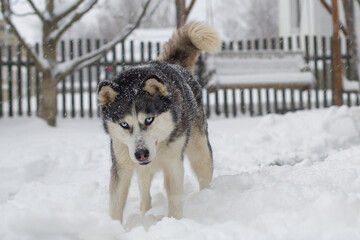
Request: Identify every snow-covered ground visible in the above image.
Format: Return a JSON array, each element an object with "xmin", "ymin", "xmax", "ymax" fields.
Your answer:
[{"xmin": 1, "ymin": 106, "xmax": 360, "ymax": 239}]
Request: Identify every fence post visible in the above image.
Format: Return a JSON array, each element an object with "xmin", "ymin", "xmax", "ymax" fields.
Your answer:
[
  {"xmin": 247, "ymin": 40, "xmax": 251, "ymax": 50},
  {"xmin": 271, "ymin": 38, "xmax": 276, "ymax": 50},
  {"xmin": 238, "ymin": 41, "xmax": 243, "ymax": 51},
  {"xmin": 254, "ymin": 39, "xmax": 259, "ymax": 50},
  {"xmin": 148, "ymin": 42, "xmax": 152, "ymax": 61},
  {"xmin": 7, "ymin": 45, "xmax": 13, "ymax": 117},
  {"xmin": 240, "ymin": 89, "xmax": 245, "ymax": 114},
  {"xmin": 279, "ymin": 37, "xmax": 284, "ymax": 50},
  {"xmin": 296, "ymin": 35, "xmax": 301, "ymax": 49},
  {"xmin": 96, "ymin": 39, "xmax": 101, "ymax": 117},
  {"xmin": 26, "ymin": 47, "xmax": 31, "ymax": 116},
  {"xmin": 263, "ymin": 38, "xmax": 268, "ymax": 50},
  {"xmin": 140, "ymin": 42, "xmax": 145, "ymax": 63},
  {"xmin": 322, "ymin": 37, "xmax": 328, "ymax": 108},
  {"xmin": 249, "ymin": 89, "xmax": 254, "ymax": 116},
  {"xmin": 257, "ymin": 89, "xmax": 262, "ymax": 115},
  {"xmin": 35, "ymin": 43, "xmax": 40, "ymax": 116},
  {"xmin": 69, "ymin": 40, "xmax": 75, "ymax": 118},
  {"xmin": 305, "ymin": 35, "xmax": 312, "ymax": 109},
  {"xmin": 61, "ymin": 41, "xmax": 67, "ymax": 118},
  {"xmin": 289, "ymin": 36, "xmax": 295, "ymax": 111},
  {"xmin": 222, "ymin": 41, "xmax": 226, "ymax": 51},
  {"xmin": 288, "ymin": 36, "xmax": 292, "ymax": 51},
  {"xmin": 223, "ymin": 89, "xmax": 228, "ymax": 118},
  {"xmin": 86, "ymin": 39, "xmax": 93, "ymax": 118},
  {"xmin": 121, "ymin": 40, "xmax": 126, "ymax": 68},
  {"xmin": 156, "ymin": 42, "xmax": 161, "ymax": 57},
  {"xmin": 0, "ymin": 47, "xmax": 2, "ymax": 117},
  {"xmin": 130, "ymin": 40, "xmax": 134, "ymax": 65},
  {"xmin": 313, "ymin": 36, "xmax": 320, "ymax": 108},
  {"xmin": 215, "ymin": 89, "xmax": 220, "ymax": 115},
  {"xmin": 232, "ymin": 89, "xmax": 237, "ymax": 117},
  {"xmin": 274, "ymin": 89, "xmax": 279, "ymax": 113},
  {"xmin": 229, "ymin": 41, "xmax": 234, "ymax": 51},
  {"xmin": 17, "ymin": 45, "xmax": 22, "ymax": 116},
  {"xmin": 111, "ymin": 45, "xmax": 116, "ymax": 77},
  {"xmin": 266, "ymin": 88, "xmax": 271, "ymax": 114},
  {"xmin": 345, "ymin": 38, "xmax": 351, "ymax": 106}
]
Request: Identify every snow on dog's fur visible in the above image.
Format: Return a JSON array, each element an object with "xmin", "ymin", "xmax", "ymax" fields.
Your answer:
[{"xmin": 98, "ymin": 22, "xmax": 220, "ymax": 223}]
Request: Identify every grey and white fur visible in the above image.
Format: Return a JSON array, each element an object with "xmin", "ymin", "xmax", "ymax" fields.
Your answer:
[{"xmin": 97, "ymin": 22, "xmax": 221, "ymax": 223}]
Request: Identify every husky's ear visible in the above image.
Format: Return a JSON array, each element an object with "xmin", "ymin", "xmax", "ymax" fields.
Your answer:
[
  {"xmin": 143, "ymin": 78, "xmax": 168, "ymax": 97},
  {"xmin": 98, "ymin": 81, "xmax": 119, "ymax": 105}
]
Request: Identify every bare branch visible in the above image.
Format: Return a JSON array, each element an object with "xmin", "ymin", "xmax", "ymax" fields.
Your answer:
[
  {"xmin": 145, "ymin": 0, "xmax": 165, "ymax": 20},
  {"xmin": 10, "ymin": 10, "xmax": 36, "ymax": 17},
  {"xmin": 46, "ymin": 0, "xmax": 54, "ymax": 17},
  {"xmin": 0, "ymin": 0, "xmax": 47, "ymax": 72},
  {"xmin": 50, "ymin": 0, "xmax": 98, "ymax": 42},
  {"xmin": 53, "ymin": 0, "xmax": 86, "ymax": 24},
  {"xmin": 184, "ymin": 0, "xmax": 196, "ymax": 21},
  {"xmin": 27, "ymin": 0, "xmax": 45, "ymax": 22},
  {"xmin": 319, "ymin": 0, "xmax": 349, "ymax": 36},
  {"xmin": 319, "ymin": 0, "xmax": 332, "ymax": 13},
  {"xmin": 55, "ymin": 0, "xmax": 152, "ymax": 82}
]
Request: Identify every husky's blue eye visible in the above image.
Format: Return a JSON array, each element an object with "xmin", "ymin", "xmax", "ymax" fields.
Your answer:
[
  {"xmin": 120, "ymin": 122, "xmax": 129, "ymax": 129},
  {"xmin": 145, "ymin": 117, "xmax": 154, "ymax": 125}
]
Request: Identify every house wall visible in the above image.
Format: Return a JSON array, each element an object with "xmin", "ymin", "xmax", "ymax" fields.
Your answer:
[{"xmin": 278, "ymin": 0, "xmax": 359, "ymax": 58}]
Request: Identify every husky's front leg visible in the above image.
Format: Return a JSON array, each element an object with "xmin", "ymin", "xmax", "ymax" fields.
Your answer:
[
  {"xmin": 109, "ymin": 165, "xmax": 133, "ymax": 223},
  {"xmin": 163, "ymin": 158, "xmax": 184, "ymax": 219},
  {"xmin": 109, "ymin": 140, "xmax": 135, "ymax": 223},
  {"xmin": 137, "ymin": 167, "xmax": 153, "ymax": 216},
  {"xmin": 161, "ymin": 137, "xmax": 186, "ymax": 219}
]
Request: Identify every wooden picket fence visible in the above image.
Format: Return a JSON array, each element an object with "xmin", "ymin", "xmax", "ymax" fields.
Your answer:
[{"xmin": 0, "ymin": 35, "xmax": 359, "ymax": 120}]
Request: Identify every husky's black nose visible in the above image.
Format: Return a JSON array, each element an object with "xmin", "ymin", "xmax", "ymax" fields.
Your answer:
[{"xmin": 135, "ymin": 149, "xmax": 150, "ymax": 162}]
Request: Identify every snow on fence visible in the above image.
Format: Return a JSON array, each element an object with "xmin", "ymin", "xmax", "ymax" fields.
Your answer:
[{"xmin": 0, "ymin": 35, "xmax": 359, "ymax": 119}]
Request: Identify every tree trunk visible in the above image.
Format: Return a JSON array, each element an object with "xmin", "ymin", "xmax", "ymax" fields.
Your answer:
[
  {"xmin": 175, "ymin": 0, "xmax": 196, "ymax": 28},
  {"xmin": 342, "ymin": 0, "xmax": 359, "ymax": 81},
  {"xmin": 332, "ymin": 0, "xmax": 343, "ymax": 106},
  {"xmin": 175, "ymin": 0, "xmax": 185, "ymax": 28},
  {"xmin": 39, "ymin": 71, "xmax": 57, "ymax": 127}
]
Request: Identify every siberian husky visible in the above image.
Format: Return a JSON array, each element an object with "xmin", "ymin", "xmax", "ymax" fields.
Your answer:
[{"xmin": 98, "ymin": 22, "xmax": 220, "ymax": 223}]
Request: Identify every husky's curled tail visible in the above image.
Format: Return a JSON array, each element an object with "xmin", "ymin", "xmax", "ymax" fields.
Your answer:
[{"xmin": 158, "ymin": 22, "xmax": 221, "ymax": 74}]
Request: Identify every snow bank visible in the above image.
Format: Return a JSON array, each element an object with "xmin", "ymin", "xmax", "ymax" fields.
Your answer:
[{"xmin": 1, "ymin": 106, "xmax": 360, "ymax": 239}]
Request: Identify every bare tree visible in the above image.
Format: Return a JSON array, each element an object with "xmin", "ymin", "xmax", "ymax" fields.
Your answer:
[
  {"xmin": 0, "ymin": 0, "xmax": 152, "ymax": 126},
  {"xmin": 175, "ymin": 0, "xmax": 196, "ymax": 28}
]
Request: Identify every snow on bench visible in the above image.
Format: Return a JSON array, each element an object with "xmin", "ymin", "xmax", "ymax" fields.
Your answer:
[
  {"xmin": 206, "ymin": 51, "xmax": 315, "ymax": 92},
  {"xmin": 343, "ymin": 77, "xmax": 360, "ymax": 92}
]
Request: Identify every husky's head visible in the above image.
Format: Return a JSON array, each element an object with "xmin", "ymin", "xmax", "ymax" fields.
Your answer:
[{"xmin": 98, "ymin": 71, "xmax": 175, "ymax": 166}]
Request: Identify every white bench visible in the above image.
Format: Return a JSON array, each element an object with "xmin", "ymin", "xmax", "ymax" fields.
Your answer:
[{"xmin": 206, "ymin": 51, "xmax": 315, "ymax": 92}]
